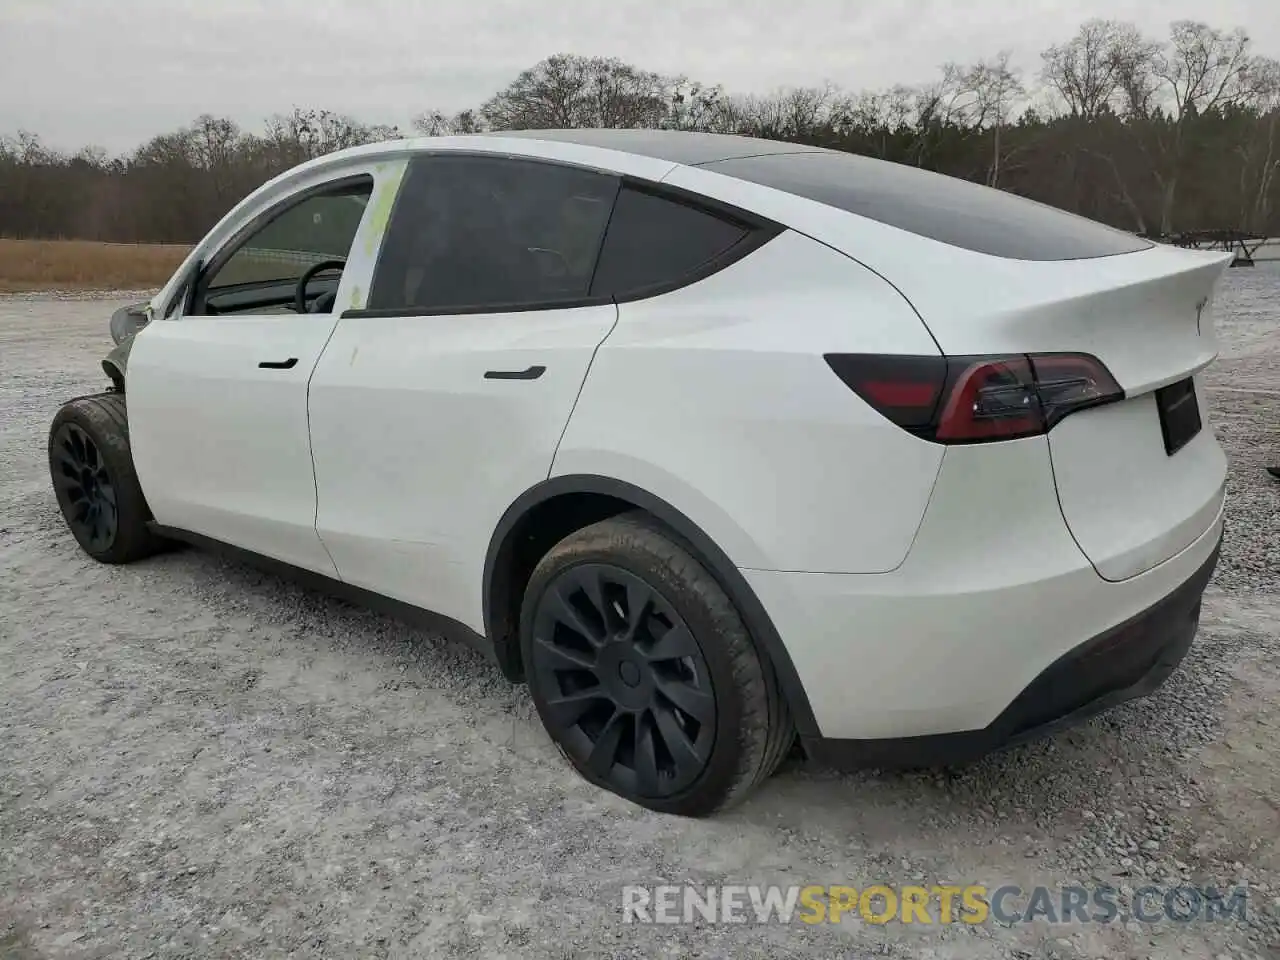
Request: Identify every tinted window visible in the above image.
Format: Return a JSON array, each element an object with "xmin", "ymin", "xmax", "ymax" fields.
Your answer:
[
  {"xmin": 705, "ymin": 152, "xmax": 1152, "ymax": 261},
  {"xmin": 368, "ymin": 155, "xmax": 618, "ymax": 313},
  {"xmin": 590, "ymin": 187, "xmax": 751, "ymax": 298}
]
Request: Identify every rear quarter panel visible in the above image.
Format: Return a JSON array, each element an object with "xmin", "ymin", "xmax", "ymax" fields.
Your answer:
[{"xmin": 553, "ymin": 229, "xmax": 946, "ymax": 574}]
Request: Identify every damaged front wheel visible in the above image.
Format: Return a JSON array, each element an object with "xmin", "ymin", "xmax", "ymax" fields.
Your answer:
[{"xmin": 48, "ymin": 393, "xmax": 165, "ymax": 564}]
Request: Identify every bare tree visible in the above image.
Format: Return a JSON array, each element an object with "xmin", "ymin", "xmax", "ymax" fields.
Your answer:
[
  {"xmin": 1157, "ymin": 21, "xmax": 1257, "ymax": 117},
  {"xmin": 844, "ymin": 87, "xmax": 915, "ymax": 157},
  {"xmin": 480, "ymin": 54, "xmax": 673, "ymax": 130},
  {"xmin": 10, "ymin": 130, "xmax": 60, "ymax": 165},
  {"xmin": 952, "ymin": 52, "xmax": 1026, "ymax": 185},
  {"xmin": 1039, "ymin": 21, "xmax": 1161, "ymax": 231},
  {"xmin": 1112, "ymin": 36, "xmax": 1162, "ymax": 120},
  {"xmin": 72, "ymin": 145, "xmax": 109, "ymax": 169},
  {"xmin": 412, "ymin": 109, "xmax": 487, "ymax": 136},
  {"xmin": 718, "ymin": 84, "xmax": 845, "ymax": 141},
  {"xmin": 662, "ymin": 81, "xmax": 727, "ymax": 132},
  {"xmin": 1145, "ymin": 22, "xmax": 1260, "ymax": 231},
  {"xmin": 1236, "ymin": 57, "xmax": 1280, "ymax": 232},
  {"xmin": 262, "ymin": 108, "xmax": 400, "ymax": 165},
  {"xmin": 1040, "ymin": 20, "xmax": 1158, "ymax": 118},
  {"xmin": 840, "ymin": 78, "xmax": 970, "ymax": 168}
]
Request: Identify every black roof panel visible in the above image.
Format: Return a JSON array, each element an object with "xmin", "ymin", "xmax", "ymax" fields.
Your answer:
[
  {"xmin": 489, "ymin": 128, "xmax": 824, "ymax": 165},
  {"xmin": 702, "ymin": 151, "xmax": 1152, "ymax": 260}
]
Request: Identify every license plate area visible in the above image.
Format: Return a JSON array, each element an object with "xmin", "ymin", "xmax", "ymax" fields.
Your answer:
[{"xmin": 1155, "ymin": 377, "xmax": 1201, "ymax": 456}]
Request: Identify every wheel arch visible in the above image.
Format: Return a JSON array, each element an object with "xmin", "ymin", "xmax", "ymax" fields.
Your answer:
[{"xmin": 482, "ymin": 473, "xmax": 820, "ymax": 737}]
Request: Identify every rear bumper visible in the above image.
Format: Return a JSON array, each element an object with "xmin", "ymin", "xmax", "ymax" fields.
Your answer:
[
  {"xmin": 801, "ymin": 530, "xmax": 1221, "ymax": 770},
  {"xmin": 742, "ymin": 435, "xmax": 1226, "ymax": 746}
]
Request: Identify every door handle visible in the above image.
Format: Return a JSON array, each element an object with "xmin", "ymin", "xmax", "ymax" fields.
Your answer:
[
  {"xmin": 258, "ymin": 358, "xmax": 299, "ymax": 369},
  {"xmin": 484, "ymin": 365, "xmax": 545, "ymax": 381}
]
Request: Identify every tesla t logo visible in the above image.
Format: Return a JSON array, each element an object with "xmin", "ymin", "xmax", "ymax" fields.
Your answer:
[{"xmin": 1195, "ymin": 297, "xmax": 1208, "ymax": 334}]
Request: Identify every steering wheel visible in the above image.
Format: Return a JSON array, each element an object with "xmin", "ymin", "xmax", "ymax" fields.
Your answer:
[{"xmin": 294, "ymin": 259, "xmax": 348, "ymax": 314}]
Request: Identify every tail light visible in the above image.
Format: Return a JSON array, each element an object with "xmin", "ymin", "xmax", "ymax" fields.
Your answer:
[{"xmin": 824, "ymin": 352, "xmax": 1123, "ymax": 444}]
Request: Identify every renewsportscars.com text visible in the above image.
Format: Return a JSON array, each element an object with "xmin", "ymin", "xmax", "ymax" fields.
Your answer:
[{"xmin": 621, "ymin": 883, "xmax": 1251, "ymax": 926}]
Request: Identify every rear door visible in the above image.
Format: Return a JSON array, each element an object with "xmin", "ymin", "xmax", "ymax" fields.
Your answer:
[
  {"xmin": 127, "ymin": 161, "xmax": 399, "ymax": 574},
  {"xmin": 308, "ymin": 153, "xmax": 621, "ymax": 627}
]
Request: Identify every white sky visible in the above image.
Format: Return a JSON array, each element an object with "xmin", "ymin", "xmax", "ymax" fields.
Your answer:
[{"xmin": 2, "ymin": 0, "xmax": 1277, "ymax": 155}]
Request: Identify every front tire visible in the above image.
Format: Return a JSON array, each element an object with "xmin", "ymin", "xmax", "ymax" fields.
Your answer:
[
  {"xmin": 48, "ymin": 392, "xmax": 163, "ymax": 564},
  {"xmin": 520, "ymin": 512, "xmax": 792, "ymax": 817}
]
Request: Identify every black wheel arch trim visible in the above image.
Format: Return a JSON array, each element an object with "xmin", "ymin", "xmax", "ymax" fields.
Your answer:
[{"xmin": 482, "ymin": 474, "xmax": 820, "ymax": 737}]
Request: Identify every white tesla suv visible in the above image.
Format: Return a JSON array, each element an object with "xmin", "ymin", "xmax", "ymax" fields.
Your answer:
[{"xmin": 50, "ymin": 129, "xmax": 1230, "ymax": 817}]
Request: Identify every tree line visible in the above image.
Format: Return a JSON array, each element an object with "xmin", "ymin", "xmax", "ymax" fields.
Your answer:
[{"xmin": 3, "ymin": 18, "xmax": 1278, "ymax": 245}]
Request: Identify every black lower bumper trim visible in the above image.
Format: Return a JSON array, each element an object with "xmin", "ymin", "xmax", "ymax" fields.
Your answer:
[{"xmin": 802, "ymin": 531, "xmax": 1223, "ymax": 771}]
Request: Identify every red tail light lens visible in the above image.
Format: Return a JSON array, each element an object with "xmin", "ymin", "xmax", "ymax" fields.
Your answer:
[
  {"xmin": 824, "ymin": 352, "xmax": 1123, "ymax": 444},
  {"xmin": 822, "ymin": 354, "xmax": 947, "ymax": 429}
]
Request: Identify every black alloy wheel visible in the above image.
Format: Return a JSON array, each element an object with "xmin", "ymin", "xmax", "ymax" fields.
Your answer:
[
  {"xmin": 48, "ymin": 392, "xmax": 165, "ymax": 564},
  {"xmin": 520, "ymin": 512, "xmax": 793, "ymax": 816},
  {"xmin": 51, "ymin": 421, "xmax": 119, "ymax": 554},
  {"xmin": 527, "ymin": 561, "xmax": 718, "ymax": 799}
]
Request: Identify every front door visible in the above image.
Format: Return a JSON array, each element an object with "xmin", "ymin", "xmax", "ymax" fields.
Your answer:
[
  {"xmin": 309, "ymin": 152, "xmax": 622, "ymax": 628},
  {"xmin": 127, "ymin": 163, "xmax": 397, "ymax": 574}
]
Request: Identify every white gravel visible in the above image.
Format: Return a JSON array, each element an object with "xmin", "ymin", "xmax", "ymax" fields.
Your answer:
[{"xmin": 2, "ymin": 270, "xmax": 1279, "ymax": 960}]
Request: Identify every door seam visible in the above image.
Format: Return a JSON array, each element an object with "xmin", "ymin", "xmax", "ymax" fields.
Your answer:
[
  {"xmin": 307, "ymin": 315, "xmax": 344, "ymax": 578},
  {"xmin": 547, "ymin": 303, "xmax": 620, "ymax": 478}
]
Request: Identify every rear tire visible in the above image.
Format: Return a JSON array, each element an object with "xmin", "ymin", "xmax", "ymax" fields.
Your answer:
[
  {"xmin": 48, "ymin": 392, "xmax": 164, "ymax": 564},
  {"xmin": 520, "ymin": 511, "xmax": 792, "ymax": 817}
]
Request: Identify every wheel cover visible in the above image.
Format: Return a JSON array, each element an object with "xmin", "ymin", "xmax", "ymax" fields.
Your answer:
[
  {"xmin": 529, "ymin": 562, "xmax": 717, "ymax": 798},
  {"xmin": 51, "ymin": 423, "xmax": 118, "ymax": 552}
]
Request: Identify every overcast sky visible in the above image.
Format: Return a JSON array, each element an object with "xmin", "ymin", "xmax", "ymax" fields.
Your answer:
[{"xmin": 2, "ymin": 0, "xmax": 1277, "ymax": 155}]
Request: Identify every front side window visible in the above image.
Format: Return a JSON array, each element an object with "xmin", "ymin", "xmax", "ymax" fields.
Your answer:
[
  {"xmin": 190, "ymin": 176, "xmax": 373, "ymax": 316},
  {"xmin": 367, "ymin": 155, "xmax": 619, "ymax": 314}
]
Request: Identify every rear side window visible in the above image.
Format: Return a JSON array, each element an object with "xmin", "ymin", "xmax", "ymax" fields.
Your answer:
[
  {"xmin": 589, "ymin": 187, "xmax": 751, "ymax": 299},
  {"xmin": 367, "ymin": 155, "xmax": 619, "ymax": 314},
  {"xmin": 705, "ymin": 152, "xmax": 1152, "ymax": 261}
]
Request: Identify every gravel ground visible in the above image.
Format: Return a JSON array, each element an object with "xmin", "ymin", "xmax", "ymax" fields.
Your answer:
[{"xmin": 1, "ymin": 272, "xmax": 1279, "ymax": 960}]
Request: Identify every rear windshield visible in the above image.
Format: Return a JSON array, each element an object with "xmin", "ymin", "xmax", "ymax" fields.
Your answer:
[{"xmin": 703, "ymin": 152, "xmax": 1152, "ymax": 261}]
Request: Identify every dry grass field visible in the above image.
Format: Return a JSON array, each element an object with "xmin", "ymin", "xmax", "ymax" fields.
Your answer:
[{"xmin": 0, "ymin": 238, "xmax": 191, "ymax": 292}]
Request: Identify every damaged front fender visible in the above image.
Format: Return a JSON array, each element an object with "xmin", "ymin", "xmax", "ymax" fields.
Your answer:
[
  {"xmin": 102, "ymin": 335, "xmax": 135, "ymax": 392},
  {"xmin": 109, "ymin": 301, "xmax": 150, "ymax": 345},
  {"xmin": 104, "ymin": 301, "xmax": 149, "ymax": 391}
]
